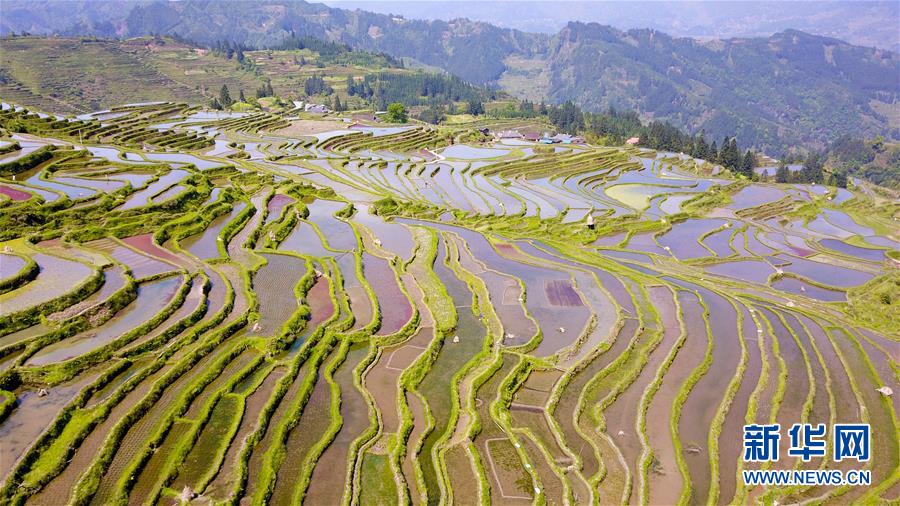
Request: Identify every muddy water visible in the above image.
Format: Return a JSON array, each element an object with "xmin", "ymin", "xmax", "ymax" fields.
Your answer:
[
  {"xmin": 826, "ymin": 328, "xmax": 898, "ymax": 503},
  {"xmin": 644, "ymin": 291, "xmax": 703, "ymax": 505},
  {"xmin": 85, "ymin": 239, "xmax": 177, "ymax": 279},
  {"xmin": 27, "ymin": 275, "xmax": 184, "ymax": 365},
  {"xmin": 48, "ymin": 265, "xmax": 127, "ymax": 322},
  {"xmin": 819, "ymin": 238, "xmax": 887, "ymax": 262},
  {"xmin": 706, "ymin": 260, "xmax": 774, "ymax": 284},
  {"xmin": 514, "ymin": 241, "xmax": 620, "ymax": 362},
  {"xmin": 402, "ymin": 221, "xmax": 587, "ymax": 356},
  {"xmin": 180, "ymin": 202, "xmax": 247, "ymax": 260},
  {"xmin": 658, "ymin": 219, "xmax": 726, "ymax": 260},
  {"xmin": 0, "ymin": 323, "xmax": 49, "ymax": 351},
  {"xmin": 556, "ymin": 318, "xmax": 639, "ymax": 481},
  {"xmin": 124, "ymin": 276, "xmax": 206, "ymax": 352},
  {"xmin": 271, "ymin": 351, "xmax": 335, "ymax": 505},
  {"xmin": 253, "ymin": 253, "xmax": 307, "ymax": 335},
  {"xmin": 366, "ymin": 325, "xmax": 433, "ymax": 434},
  {"xmin": 758, "ymin": 307, "xmax": 809, "ymax": 473},
  {"xmin": 119, "ymin": 169, "xmax": 189, "ymax": 210},
  {"xmin": 287, "ymin": 276, "xmax": 334, "ymax": 354},
  {"xmin": 354, "ymin": 203, "xmax": 415, "ymax": 260},
  {"xmin": 603, "ymin": 286, "xmax": 679, "ymax": 504},
  {"xmin": 0, "ymin": 371, "xmax": 102, "ymax": 479},
  {"xmin": 306, "ymin": 199, "xmax": 357, "ymax": 251},
  {"xmin": 716, "ymin": 304, "xmax": 762, "ymax": 504},
  {"xmin": 472, "ymin": 354, "xmax": 532, "ymax": 504},
  {"xmin": 278, "ymin": 220, "xmax": 331, "ymax": 258},
  {"xmin": 305, "ymin": 344, "xmax": 371, "ymax": 504},
  {"xmin": 121, "ymin": 233, "xmax": 188, "ymax": 267},
  {"xmin": 674, "ymin": 284, "xmax": 740, "ymax": 504},
  {"xmin": 264, "ymin": 194, "xmax": 294, "ymax": 225},
  {"xmin": 415, "ymin": 237, "xmax": 486, "ymax": 504},
  {"xmin": 362, "ymin": 253, "xmax": 412, "ymax": 336},
  {"xmin": 0, "ymin": 253, "xmax": 94, "ymax": 317},
  {"xmin": 452, "ymin": 235, "xmax": 536, "ymax": 347},
  {"xmin": 0, "ymin": 254, "xmax": 26, "ymax": 280},
  {"xmin": 783, "ymin": 314, "xmax": 830, "ymax": 429},
  {"xmin": 334, "ymin": 253, "xmax": 372, "ymax": 331},
  {"xmin": 771, "ymin": 276, "xmax": 846, "ymax": 302},
  {"xmin": 204, "ymin": 367, "xmax": 286, "ymax": 501}
]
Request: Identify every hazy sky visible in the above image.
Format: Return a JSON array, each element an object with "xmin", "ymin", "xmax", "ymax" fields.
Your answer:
[{"xmin": 322, "ymin": 0, "xmax": 899, "ymax": 49}]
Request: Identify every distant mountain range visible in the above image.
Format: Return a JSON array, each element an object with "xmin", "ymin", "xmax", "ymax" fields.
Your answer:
[
  {"xmin": 2, "ymin": 0, "xmax": 898, "ymax": 152},
  {"xmin": 328, "ymin": 1, "xmax": 900, "ymax": 52}
]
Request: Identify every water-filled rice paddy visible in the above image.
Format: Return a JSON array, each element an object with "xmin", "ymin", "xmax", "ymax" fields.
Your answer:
[
  {"xmin": 441, "ymin": 144, "xmax": 509, "ymax": 159},
  {"xmin": 0, "ymin": 102, "xmax": 895, "ymax": 505}
]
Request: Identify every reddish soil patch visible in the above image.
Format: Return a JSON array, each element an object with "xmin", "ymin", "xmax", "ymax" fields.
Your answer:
[
  {"xmin": 365, "ymin": 326, "xmax": 433, "ymax": 434},
  {"xmin": 348, "ymin": 286, "xmax": 373, "ymax": 331},
  {"xmin": 363, "ymin": 254, "xmax": 413, "ymax": 336},
  {"xmin": 121, "ymin": 234, "xmax": 188, "ymax": 267},
  {"xmin": 544, "ymin": 279, "xmax": 584, "ymax": 307},
  {"xmin": 266, "ymin": 194, "xmax": 294, "ymax": 215},
  {"xmin": 493, "ymin": 243, "xmax": 516, "ymax": 255},
  {"xmin": 0, "ymin": 184, "xmax": 31, "ymax": 201}
]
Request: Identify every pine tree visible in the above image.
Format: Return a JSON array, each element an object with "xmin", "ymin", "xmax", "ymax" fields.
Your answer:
[
  {"xmin": 833, "ymin": 170, "xmax": 848, "ymax": 188},
  {"xmin": 219, "ymin": 85, "xmax": 233, "ymax": 107},
  {"xmin": 775, "ymin": 162, "xmax": 790, "ymax": 183},
  {"xmin": 800, "ymin": 152, "xmax": 825, "ymax": 184},
  {"xmin": 740, "ymin": 149, "xmax": 756, "ymax": 178},
  {"xmin": 695, "ymin": 135, "xmax": 710, "ymax": 161}
]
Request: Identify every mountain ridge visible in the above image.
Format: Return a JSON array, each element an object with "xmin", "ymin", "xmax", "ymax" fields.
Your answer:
[{"xmin": 2, "ymin": 0, "xmax": 898, "ymax": 151}]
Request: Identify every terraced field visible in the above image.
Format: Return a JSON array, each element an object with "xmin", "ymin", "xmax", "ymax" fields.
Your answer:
[{"xmin": 0, "ymin": 100, "xmax": 897, "ymax": 505}]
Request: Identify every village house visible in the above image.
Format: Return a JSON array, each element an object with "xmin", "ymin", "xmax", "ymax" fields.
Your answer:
[
  {"xmin": 304, "ymin": 103, "xmax": 330, "ymax": 114},
  {"xmin": 495, "ymin": 129, "xmax": 523, "ymax": 139}
]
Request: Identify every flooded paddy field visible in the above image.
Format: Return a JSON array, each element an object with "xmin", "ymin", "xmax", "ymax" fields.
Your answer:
[{"xmin": 0, "ymin": 101, "xmax": 895, "ymax": 505}]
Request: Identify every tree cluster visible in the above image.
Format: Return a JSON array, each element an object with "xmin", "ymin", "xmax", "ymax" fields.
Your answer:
[{"xmin": 303, "ymin": 75, "xmax": 333, "ymax": 96}]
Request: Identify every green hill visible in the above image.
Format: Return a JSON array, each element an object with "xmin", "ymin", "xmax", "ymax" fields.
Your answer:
[{"xmin": 2, "ymin": 0, "xmax": 898, "ymax": 152}]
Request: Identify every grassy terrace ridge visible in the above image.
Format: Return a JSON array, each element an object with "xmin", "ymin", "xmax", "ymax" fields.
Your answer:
[{"xmin": 0, "ymin": 97, "xmax": 896, "ymax": 506}]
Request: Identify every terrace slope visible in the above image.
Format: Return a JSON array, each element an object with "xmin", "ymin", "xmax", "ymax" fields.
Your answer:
[{"xmin": 0, "ymin": 101, "xmax": 895, "ymax": 506}]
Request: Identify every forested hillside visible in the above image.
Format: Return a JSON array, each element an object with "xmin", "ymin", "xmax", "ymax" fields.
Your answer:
[
  {"xmin": 537, "ymin": 24, "xmax": 899, "ymax": 152},
  {"xmin": 2, "ymin": 0, "xmax": 899, "ymax": 152}
]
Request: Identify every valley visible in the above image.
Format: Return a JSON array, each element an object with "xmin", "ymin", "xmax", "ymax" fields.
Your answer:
[{"xmin": 0, "ymin": 97, "xmax": 896, "ymax": 504}]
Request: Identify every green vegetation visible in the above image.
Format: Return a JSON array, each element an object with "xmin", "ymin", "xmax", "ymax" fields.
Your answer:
[{"xmin": 0, "ymin": 65, "xmax": 895, "ymax": 506}]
